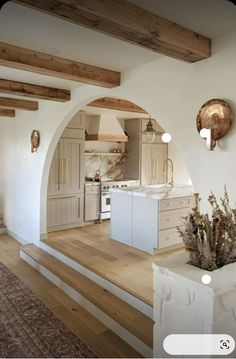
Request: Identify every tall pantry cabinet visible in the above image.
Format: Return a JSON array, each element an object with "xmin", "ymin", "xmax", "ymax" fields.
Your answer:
[
  {"xmin": 47, "ymin": 112, "xmax": 85, "ymax": 231},
  {"xmin": 125, "ymin": 118, "xmax": 168, "ymax": 185}
]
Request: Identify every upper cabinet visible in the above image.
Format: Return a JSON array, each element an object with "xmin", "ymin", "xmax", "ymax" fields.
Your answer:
[
  {"xmin": 48, "ymin": 135, "xmax": 85, "ymax": 196},
  {"xmin": 125, "ymin": 118, "xmax": 167, "ymax": 185}
]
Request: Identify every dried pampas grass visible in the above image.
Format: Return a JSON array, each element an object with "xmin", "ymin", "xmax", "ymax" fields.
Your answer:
[{"xmin": 178, "ymin": 187, "xmax": 236, "ymax": 271}]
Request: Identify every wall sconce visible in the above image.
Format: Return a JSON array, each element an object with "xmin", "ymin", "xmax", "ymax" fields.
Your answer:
[
  {"xmin": 31, "ymin": 130, "xmax": 40, "ymax": 153},
  {"xmin": 196, "ymin": 99, "xmax": 233, "ymax": 151}
]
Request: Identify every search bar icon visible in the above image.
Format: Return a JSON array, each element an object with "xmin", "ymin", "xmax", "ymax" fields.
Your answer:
[{"xmin": 163, "ymin": 334, "xmax": 235, "ymax": 356}]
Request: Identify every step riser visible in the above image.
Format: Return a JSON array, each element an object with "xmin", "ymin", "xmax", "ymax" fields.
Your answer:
[
  {"xmin": 0, "ymin": 228, "xmax": 6, "ymax": 235},
  {"xmin": 21, "ymin": 250, "xmax": 153, "ymax": 358},
  {"xmin": 40, "ymin": 241, "xmax": 153, "ymax": 319}
]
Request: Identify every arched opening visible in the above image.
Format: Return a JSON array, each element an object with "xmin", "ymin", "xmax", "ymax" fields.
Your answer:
[{"xmin": 40, "ymin": 95, "xmax": 192, "ymax": 240}]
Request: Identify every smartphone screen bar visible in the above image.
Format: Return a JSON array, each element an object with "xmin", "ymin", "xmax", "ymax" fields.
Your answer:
[{"xmin": 163, "ymin": 334, "xmax": 235, "ymax": 356}]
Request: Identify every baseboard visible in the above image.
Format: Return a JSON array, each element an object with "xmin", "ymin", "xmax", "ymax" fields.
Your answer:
[
  {"xmin": 40, "ymin": 232, "xmax": 48, "ymax": 240},
  {"xmin": 7, "ymin": 229, "xmax": 28, "ymax": 245}
]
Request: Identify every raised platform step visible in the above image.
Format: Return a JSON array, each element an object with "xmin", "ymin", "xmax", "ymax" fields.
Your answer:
[
  {"xmin": 21, "ymin": 244, "xmax": 153, "ymax": 358},
  {"xmin": 40, "ymin": 240, "xmax": 153, "ymax": 319}
]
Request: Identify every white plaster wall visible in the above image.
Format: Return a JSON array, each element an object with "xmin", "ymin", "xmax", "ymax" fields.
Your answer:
[
  {"xmin": 1, "ymin": 29, "xmax": 236, "ymax": 244},
  {"xmin": 0, "ymin": 85, "xmax": 108, "ymax": 244}
]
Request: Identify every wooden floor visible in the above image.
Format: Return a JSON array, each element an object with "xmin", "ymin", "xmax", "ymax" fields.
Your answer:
[
  {"xmin": 0, "ymin": 234, "xmax": 141, "ymax": 358},
  {"xmin": 46, "ymin": 221, "xmax": 183, "ymax": 306}
]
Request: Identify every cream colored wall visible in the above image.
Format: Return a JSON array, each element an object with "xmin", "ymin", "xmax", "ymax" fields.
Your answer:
[{"xmin": 0, "ymin": 30, "xmax": 236, "ymax": 244}]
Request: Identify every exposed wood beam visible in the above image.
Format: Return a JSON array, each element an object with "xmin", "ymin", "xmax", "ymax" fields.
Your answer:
[
  {"xmin": 0, "ymin": 108, "xmax": 15, "ymax": 117},
  {"xmin": 0, "ymin": 79, "xmax": 71, "ymax": 102},
  {"xmin": 0, "ymin": 96, "xmax": 38, "ymax": 111},
  {"xmin": 0, "ymin": 42, "xmax": 120, "ymax": 88},
  {"xmin": 15, "ymin": 0, "xmax": 211, "ymax": 63},
  {"xmin": 89, "ymin": 97, "xmax": 147, "ymax": 113}
]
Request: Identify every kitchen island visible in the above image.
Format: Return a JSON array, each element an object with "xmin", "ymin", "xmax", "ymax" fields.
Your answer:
[{"xmin": 110, "ymin": 184, "xmax": 195, "ymax": 254}]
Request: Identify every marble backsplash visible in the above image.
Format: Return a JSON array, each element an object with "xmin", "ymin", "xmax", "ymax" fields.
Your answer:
[{"xmin": 85, "ymin": 153, "xmax": 126, "ymax": 180}]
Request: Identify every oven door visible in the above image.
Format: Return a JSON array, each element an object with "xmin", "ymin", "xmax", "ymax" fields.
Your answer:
[{"xmin": 101, "ymin": 192, "xmax": 111, "ymax": 213}]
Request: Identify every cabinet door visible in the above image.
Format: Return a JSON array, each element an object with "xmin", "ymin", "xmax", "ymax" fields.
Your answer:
[
  {"xmin": 141, "ymin": 143, "xmax": 167, "ymax": 185},
  {"xmin": 48, "ymin": 142, "xmax": 61, "ymax": 195},
  {"xmin": 67, "ymin": 111, "xmax": 85, "ymax": 129},
  {"xmin": 85, "ymin": 194, "xmax": 100, "ymax": 221},
  {"xmin": 47, "ymin": 195, "xmax": 83, "ymax": 229},
  {"xmin": 60, "ymin": 138, "xmax": 84, "ymax": 194}
]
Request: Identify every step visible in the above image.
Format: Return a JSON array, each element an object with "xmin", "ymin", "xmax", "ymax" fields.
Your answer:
[
  {"xmin": 0, "ymin": 224, "xmax": 6, "ymax": 234},
  {"xmin": 21, "ymin": 244, "xmax": 153, "ymax": 357},
  {"xmin": 40, "ymin": 240, "xmax": 153, "ymax": 319}
]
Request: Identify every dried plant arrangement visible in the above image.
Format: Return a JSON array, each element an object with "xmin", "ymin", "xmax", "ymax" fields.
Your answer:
[{"xmin": 178, "ymin": 187, "xmax": 236, "ymax": 271}]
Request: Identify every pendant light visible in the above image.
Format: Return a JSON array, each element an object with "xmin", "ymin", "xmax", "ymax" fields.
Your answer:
[{"xmin": 138, "ymin": 117, "xmax": 162, "ymax": 143}]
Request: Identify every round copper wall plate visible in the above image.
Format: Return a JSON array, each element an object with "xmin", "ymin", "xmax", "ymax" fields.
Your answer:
[{"xmin": 196, "ymin": 99, "xmax": 233, "ymax": 141}]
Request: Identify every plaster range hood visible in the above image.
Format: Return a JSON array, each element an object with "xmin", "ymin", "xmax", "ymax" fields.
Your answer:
[{"xmin": 86, "ymin": 114, "xmax": 128, "ymax": 142}]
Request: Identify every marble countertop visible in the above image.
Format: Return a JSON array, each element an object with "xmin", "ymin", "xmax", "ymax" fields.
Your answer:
[{"xmin": 110, "ymin": 184, "xmax": 194, "ymax": 199}]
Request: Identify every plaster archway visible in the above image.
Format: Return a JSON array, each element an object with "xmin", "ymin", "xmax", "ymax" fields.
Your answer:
[{"xmin": 40, "ymin": 95, "xmax": 192, "ymax": 239}]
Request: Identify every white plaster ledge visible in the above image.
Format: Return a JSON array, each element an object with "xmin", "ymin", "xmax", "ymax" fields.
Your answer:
[{"xmin": 153, "ymin": 253, "xmax": 236, "ymax": 358}]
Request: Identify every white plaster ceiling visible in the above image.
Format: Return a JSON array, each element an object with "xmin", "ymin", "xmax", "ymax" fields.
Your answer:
[{"xmin": 0, "ymin": 0, "xmax": 236, "ymax": 90}]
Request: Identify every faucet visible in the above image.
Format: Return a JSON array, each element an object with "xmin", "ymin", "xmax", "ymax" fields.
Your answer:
[{"xmin": 163, "ymin": 158, "xmax": 174, "ymax": 187}]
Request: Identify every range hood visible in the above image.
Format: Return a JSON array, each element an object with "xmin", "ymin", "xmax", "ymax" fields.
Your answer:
[{"xmin": 86, "ymin": 114, "xmax": 128, "ymax": 142}]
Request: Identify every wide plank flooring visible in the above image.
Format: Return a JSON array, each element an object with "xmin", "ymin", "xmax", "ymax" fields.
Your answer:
[
  {"xmin": 0, "ymin": 234, "xmax": 141, "ymax": 358},
  {"xmin": 45, "ymin": 221, "xmax": 183, "ymax": 305}
]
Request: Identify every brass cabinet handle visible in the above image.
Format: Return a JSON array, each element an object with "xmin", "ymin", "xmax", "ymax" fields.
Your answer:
[{"xmin": 59, "ymin": 158, "xmax": 64, "ymax": 185}]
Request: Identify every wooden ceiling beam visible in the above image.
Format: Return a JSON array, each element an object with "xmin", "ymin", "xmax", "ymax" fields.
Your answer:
[
  {"xmin": 0, "ymin": 78, "xmax": 70, "ymax": 102},
  {"xmin": 0, "ymin": 42, "xmax": 120, "ymax": 88},
  {"xmin": 15, "ymin": 0, "xmax": 211, "ymax": 62},
  {"xmin": 0, "ymin": 96, "xmax": 38, "ymax": 111},
  {"xmin": 0, "ymin": 108, "xmax": 15, "ymax": 117},
  {"xmin": 88, "ymin": 97, "xmax": 147, "ymax": 113}
]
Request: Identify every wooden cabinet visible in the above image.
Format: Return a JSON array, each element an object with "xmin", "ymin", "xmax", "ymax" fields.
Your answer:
[
  {"xmin": 141, "ymin": 143, "xmax": 167, "ymax": 185},
  {"xmin": 47, "ymin": 195, "xmax": 84, "ymax": 230},
  {"xmin": 47, "ymin": 121, "xmax": 85, "ymax": 232},
  {"xmin": 85, "ymin": 194, "xmax": 100, "ymax": 221},
  {"xmin": 158, "ymin": 196, "xmax": 195, "ymax": 249},
  {"xmin": 67, "ymin": 111, "xmax": 85, "ymax": 129},
  {"xmin": 48, "ymin": 138, "xmax": 84, "ymax": 196},
  {"xmin": 84, "ymin": 184, "xmax": 100, "ymax": 221},
  {"xmin": 125, "ymin": 118, "xmax": 167, "ymax": 185}
]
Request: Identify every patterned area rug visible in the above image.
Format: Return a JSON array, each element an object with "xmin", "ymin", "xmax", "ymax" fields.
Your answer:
[{"xmin": 0, "ymin": 262, "xmax": 97, "ymax": 358}]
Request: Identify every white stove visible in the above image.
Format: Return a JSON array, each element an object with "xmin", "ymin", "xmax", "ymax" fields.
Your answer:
[
  {"xmin": 101, "ymin": 179, "xmax": 139, "ymax": 192},
  {"xmin": 100, "ymin": 179, "xmax": 140, "ymax": 219}
]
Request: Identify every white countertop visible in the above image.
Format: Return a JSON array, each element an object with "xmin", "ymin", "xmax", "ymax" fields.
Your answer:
[{"xmin": 110, "ymin": 184, "xmax": 194, "ymax": 199}]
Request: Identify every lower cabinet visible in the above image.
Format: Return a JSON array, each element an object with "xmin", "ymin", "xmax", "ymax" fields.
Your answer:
[
  {"xmin": 47, "ymin": 194, "xmax": 84, "ymax": 231},
  {"xmin": 85, "ymin": 194, "xmax": 100, "ymax": 221}
]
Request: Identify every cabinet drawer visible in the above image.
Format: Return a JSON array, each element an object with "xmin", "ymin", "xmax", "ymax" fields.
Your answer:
[
  {"xmin": 159, "ymin": 227, "xmax": 182, "ymax": 249},
  {"xmin": 160, "ymin": 196, "xmax": 193, "ymax": 211},
  {"xmin": 159, "ymin": 208, "xmax": 189, "ymax": 230},
  {"xmin": 85, "ymin": 185, "xmax": 100, "ymax": 194}
]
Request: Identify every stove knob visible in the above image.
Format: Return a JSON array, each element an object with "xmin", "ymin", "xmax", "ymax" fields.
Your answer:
[
  {"xmin": 125, "ymin": 185, "xmax": 127, "ymax": 187},
  {"xmin": 116, "ymin": 185, "xmax": 119, "ymax": 188},
  {"xmin": 112, "ymin": 185, "xmax": 115, "ymax": 188}
]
